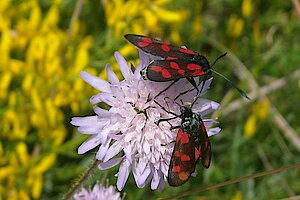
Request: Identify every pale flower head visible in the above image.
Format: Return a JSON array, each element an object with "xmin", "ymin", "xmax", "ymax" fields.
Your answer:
[
  {"xmin": 71, "ymin": 50, "xmax": 221, "ymax": 190},
  {"xmin": 73, "ymin": 182, "xmax": 123, "ymax": 200}
]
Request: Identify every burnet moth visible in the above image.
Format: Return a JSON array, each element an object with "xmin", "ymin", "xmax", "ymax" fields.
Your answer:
[
  {"xmin": 155, "ymin": 97, "xmax": 211, "ymax": 186},
  {"xmin": 124, "ymin": 34, "xmax": 250, "ymax": 100}
]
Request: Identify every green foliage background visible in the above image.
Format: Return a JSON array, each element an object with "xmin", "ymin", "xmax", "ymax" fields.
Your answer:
[{"xmin": 1, "ymin": 0, "xmax": 300, "ymax": 199}]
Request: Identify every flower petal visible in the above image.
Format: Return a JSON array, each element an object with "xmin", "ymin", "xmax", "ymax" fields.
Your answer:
[
  {"xmin": 157, "ymin": 176, "xmax": 166, "ymax": 191},
  {"xmin": 70, "ymin": 116, "xmax": 98, "ymax": 126},
  {"xmin": 203, "ymin": 119, "xmax": 219, "ymax": 127},
  {"xmin": 151, "ymin": 170, "xmax": 161, "ymax": 190},
  {"xmin": 207, "ymin": 127, "xmax": 221, "ymax": 137},
  {"xmin": 114, "ymin": 52, "xmax": 132, "ymax": 79},
  {"xmin": 116, "ymin": 159, "xmax": 131, "ymax": 191},
  {"xmin": 77, "ymin": 125, "xmax": 102, "ymax": 134},
  {"xmin": 96, "ymin": 138, "xmax": 111, "ymax": 160},
  {"xmin": 136, "ymin": 166, "xmax": 152, "ymax": 188},
  {"xmin": 193, "ymin": 99, "xmax": 220, "ymax": 116},
  {"xmin": 134, "ymin": 50, "xmax": 149, "ymax": 78},
  {"xmin": 123, "ymin": 145, "xmax": 132, "ymax": 163},
  {"xmin": 103, "ymin": 141, "xmax": 124, "ymax": 162},
  {"xmin": 106, "ymin": 64, "xmax": 119, "ymax": 84},
  {"xmin": 93, "ymin": 106, "xmax": 113, "ymax": 118},
  {"xmin": 90, "ymin": 93, "xmax": 117, "ymax": 105},
  {"xmin": 78, "ymin": 135, "xmax": 101, "ymax": 154},
  {"xmin": 98, "ymin": 157, "xmax": 123, "ymax": 170},
  {"xmin": 80, "ymin": 71, "xmax": 111, "ymax": 93}
]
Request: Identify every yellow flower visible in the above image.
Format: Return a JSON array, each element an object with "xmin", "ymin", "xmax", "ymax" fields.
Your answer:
[
  {"xmin": 0, "ymin": 166, "xmax": 14, "ymax": 180},
  {"xmin": 254, "ymin": 99, "xmax": 270, "ymax": 119},
  {"xmin": 0, "ymin": 1, "xmax": 93, "ymax": 198},
  {"xmin": 19, "ymin": 190, "xmax": 30, "ymax": 200},
  {"xmin": 16, "ymin": 142, "xmax": 29, "ymax": 165},
  {"xmin": 232, "ymin": 191, "xmax": 243, "ymax": 200},
  {"xmin": 0, "ymin": 72, "xmax": 12, "ymax": 100},
  {"xmin": 29, "ymin": 2, "xmax": 41, "ymax": 31},
  {"xmin": 0, "ymin": 0, "xmax": 11, "ymax": 12},
  {"xmin": 227, "ymin": 14, "xmax": 244, "ymax": 38},
  {"xmin": 244, "ymin": 114, "xmax": 257, "ymax": 139},
  {"xmin": 74, "ymin": 36, "xmax": 93, "ymax": 73},
  {"xmin": 102, "ymin": 0, "xmax": 187, "ymax": 37},
  {"xmin": 34, "ymin": 154, "xmax": 57, "ymax": 174},
  {"xmin": 242, "ymin": 0, "xmax": 253, "ymax": 18},
  {"xmin": 43, "ymin": 5, "xmax": 59, "ymax": 28},
  {"xmin": 244, "ymin": 99, "xmax": 270, "ymax": 138},
  {"xmin": 31, "ymin": 175, "xmax": 43, "ymax": 199},
  {"xmin": 0, "ymin": 26, "xmax": 11, "ymax": 66}
]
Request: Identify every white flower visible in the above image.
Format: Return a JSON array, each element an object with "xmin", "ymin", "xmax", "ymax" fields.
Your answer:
[
  {"xmin": 73, "ymin": 182, "xmax": 122, "ymax": 200},
  {"xmin": 71, "ymin": 50, "xmax": 221, "ymax": 190}
]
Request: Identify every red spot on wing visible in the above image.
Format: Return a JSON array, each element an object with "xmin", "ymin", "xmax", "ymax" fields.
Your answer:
[
  {"xmin": 192, "ymin": 69, "xmax": 205, "ymax": 76},
  {"xmin": 176, "ymin": 129, "xmax": 183, "ymax": 141},
  {"xmin": 172, "ymin": 166, "xmax": 181, "ymax": 173},
  {"xmin": 178, "ymin": 69, "xmax": 185, "ymax": 75},
  {"xmin": 138, "ymin": 37, "xmax": 152, "ymax": 47},
  {"xmin": 181, "ymin": 154, "xmax": 191, "ymax": 161},
  {"xmin": 170, "ymin": 62, "xmax": 180, "ymax": 69},
  {"xmin": 161, "ymin": 44, "xmax": 170, "ymax": 52},
  {"xmin": 174, "ymin": 151, "xmax": 181, "ymax": 157},
  {"xmin": 166, "ymin": 56, "xmax": 177, "ymax": 60},
  {"xmin": 161, "ymin": 69, "xmax": 171, "ymax": 78},
  {"xmin": 151, "ymin": 66, "xmax": 171, "ymax": 78},
  {"xmin": 187, "ymin": 63, "xmax": 201, "ymax": 70},
  {"xmin": 150, "ymin": 65, "xmax": 163, "ymax": 72},
  {"xmin": 179, "ymin": 48, "xmax": 195, "ymax": 55},
  {"xmin": 180, "ymin": 132, "xmax": 189, "ymax": 144},
  {"xmin": 178, "ymin": 172, "xmax": 189, "ymax": 181}
]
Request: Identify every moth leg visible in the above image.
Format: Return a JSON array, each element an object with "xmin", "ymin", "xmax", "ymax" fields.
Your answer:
[
  {"xmin": 170, "ymin": 125, "xmax": 180, "ymax": 130},
  {"xmin": 186, "ymin": 77, "xmax": 199, "ymax": 94},
  {"xmin": 156, "ymin": 116, "xmax": 178, "ymax": 126},
  {"xmin": 161, "ymin": 140, "xmax": 175, "ymax": 146},
  {"xmin": 154, "ymin": 100, "xmax": 179, "ymax": 117},
  {"xmin": 174, "ymin": 87, "xmax": 194, "ymax": 101},
  {"xmin": 174, "ymin": 76, "xmax": 209, "ymax": 101},
  {"xmin": 154, "ymin": 79, "xmax": 178, "ymax": 99},
  {"xmin": 198, "ymin": 74, "xmax": 209, "ymax": 95}
]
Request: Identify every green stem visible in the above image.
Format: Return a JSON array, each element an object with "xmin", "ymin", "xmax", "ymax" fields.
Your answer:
[{"xmin": 63, "ymin": 159, "xmax": 101, "ymax": 200}]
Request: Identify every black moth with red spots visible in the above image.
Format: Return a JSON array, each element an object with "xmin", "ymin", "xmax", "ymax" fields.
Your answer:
[
  {"xmin": 168, "ymin": 106, "xmax": 211, "ymax": 186},
  {"xmin": 124, "ymin": 34, "xmax": 211, "ymax": 83},
  {"xmin": 125, "ymin": 34, "xmax": 250, "ymax": 100},
  {"xmin": 155, "ymin": 99, "xmax": 211, "ymax": 186}
]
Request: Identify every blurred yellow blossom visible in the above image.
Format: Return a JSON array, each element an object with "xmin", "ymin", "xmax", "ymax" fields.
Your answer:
[
  {"xmin": 242, "ymin": 0, "xmax": 253, "ymax": 18},
  {"xmin": 101, "ymin": 0, "xmax": 187, "ymax": 37},
  {"xmin": 34, "ymin": 154, "xmax": 57, "ymax": 175},
  {"xmin": 232, "ymin": 191, "xmax": 243, "ymax": 200},
  {"xmin": 0, "ymin": 72, "xmax": 12, "ymax": 100},
  {"xmin": 16, "ymin": 142, "xmax": 29, "ymax": 165},
  {"xmin": 227, "ymin": 14, "xmax": 244, "ymax": 38},
  {"xmin": 0, "ymin": 1, "xmax": 93, "ymax": 198},
  {"xmin": 253, "ymin": 99, "xmax": 271, "ymax": 120},
  {"xmin": 245, "ymin": 114, "xmax": 257, "ymax": 138},
  {"xmin": 244, "ymin": 99, "xmax": 271, "ymax": 138}
]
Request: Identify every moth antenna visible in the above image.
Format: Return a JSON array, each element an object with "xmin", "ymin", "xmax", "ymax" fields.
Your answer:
[
  {"xmin": 211, "ymin": 69, "xmax": 250, "ymax": 100},
  {"xmin": 210, "ymin": 52, "xmax": 250, "ymax": 100},
  {"xmin": 211, "ymin": 52, "xmax": 227, "ymax": 68}
]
